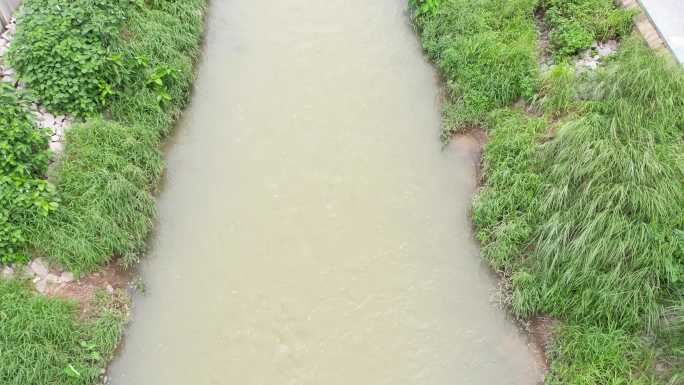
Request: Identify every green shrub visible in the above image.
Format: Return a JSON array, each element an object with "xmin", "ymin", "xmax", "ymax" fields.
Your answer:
[
  {"xmin": 0, "ymin": 279, "xmax": 124, "ymax": 385},
  {"xmin": 542, "ymin": 0, "xmax": 635, "ymax": 57},
  {"xmin": 414, "ymin": 0, "xmax": 540, "ymax": 137},
  {"xmin": 9, "ymin": 0, "xmax": 131, "ymax": 116},
  {"xmin": 0, "ymin": 84, "xmax": 56, "ymax": 264}
]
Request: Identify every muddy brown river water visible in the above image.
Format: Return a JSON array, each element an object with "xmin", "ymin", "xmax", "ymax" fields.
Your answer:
[{"xmin": 107, "ymin": 1, "xmax": 543, "ymax": 384}]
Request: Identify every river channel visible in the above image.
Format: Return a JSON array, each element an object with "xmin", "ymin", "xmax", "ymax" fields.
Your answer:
[{"xmin": 107, "ymin": 1, "xmax": 543, "ymax": 384}]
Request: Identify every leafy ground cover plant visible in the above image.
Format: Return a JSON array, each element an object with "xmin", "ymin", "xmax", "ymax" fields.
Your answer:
[
  {"xmin": 0, "ymin": 84, "xmax": 56, "ymax": 264},
  {"xmin": 8, "ymin": 0, "xmax": 130, "ymax": 116}
]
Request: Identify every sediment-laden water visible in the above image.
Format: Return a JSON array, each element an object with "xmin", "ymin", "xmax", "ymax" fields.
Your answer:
[{"xmin": 107, "ymin": 1, "xmax": 543, "ymax": 384}]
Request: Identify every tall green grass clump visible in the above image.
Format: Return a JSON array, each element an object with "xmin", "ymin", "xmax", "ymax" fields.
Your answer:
[
  {"xmin": 542, "ymin": 0, "xmax": 635, "ymax": 58},
  {"xmin": 0, "ymin": 279, "xmax": 124, "ymax": 385},
  {"xmin": 411, "ymin": 0, "xmax": 540, "ymax": 137},
  {"xmin": 8, "ymin": 0, "xmax": 131, "ymax": 116},
  {"xmin": 527, "ymin": 39, "xmax": 684, "ymax": 331},
  {"xmin": 26, "ymin": 120, "xmax": 162, "ymax": 272},
  {"xmin": 473, "ymin": 110, "xmax": 544, "ymax": 272}
]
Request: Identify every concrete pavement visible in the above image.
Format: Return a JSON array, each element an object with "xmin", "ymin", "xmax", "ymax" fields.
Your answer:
[{"xmin": 639, "ymin": 0, "xmax": 684, "ymax": 63}]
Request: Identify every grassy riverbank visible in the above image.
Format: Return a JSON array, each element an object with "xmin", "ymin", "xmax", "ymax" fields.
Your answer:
[
  {"xmin": 17, "ymin": 0, "xmax": 207, "ymax": 273},
  {"xmin": 0, "ymin": 0, "xmax": 206, "ymax": 384},
  {"xmin": 411, "ymin": 0, "xmax": 683, "ymax": 383}
]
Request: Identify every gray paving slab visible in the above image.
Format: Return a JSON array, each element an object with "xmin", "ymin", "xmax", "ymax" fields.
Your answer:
[{"xmin": 639, "ymin": 0, "xmax": 684, "ymax": 63}]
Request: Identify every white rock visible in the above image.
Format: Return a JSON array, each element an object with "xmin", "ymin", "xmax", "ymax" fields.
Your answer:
[
  {"xmin": 597, "ymin": 40, "xmax": 618, "ymax": 57},
  {"xmin": 1, "ymin": 266, "xmax": 13, "ymax": 278},
  {"xmin": 42, "ymin": 113, "xmax": 56, "ymax": 128},
  {"xmin": 575, "ymin": 51, "xmax": 600, "ymax": 71},
  {"xmin": 59, "ymin": 272, "xmax": 75, "ymax": 283},
  {"xmin": 30, "ymin": 258, "xmax": 49, "ymax": 278},
  {"xmin": 49, "ymin": 141, "xmax": 63, "ymax": 152},
  {"xmin": 35, "ymin": 279, "xmax": 47, "ymax": 293},
  {"xmin": 23, "ymin": 265, "xmax": 35, "ymax": 277},
  {"xmin": 46, "ymin": 273, "xmax": 59, "ymax": 283},
  {"xmin": 106, "ymin": 284, "xmax": 114, "ymax": 294},
  {"xmin": 576, "ymin": 60, "xmax": 599, "ymax": 71}
]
